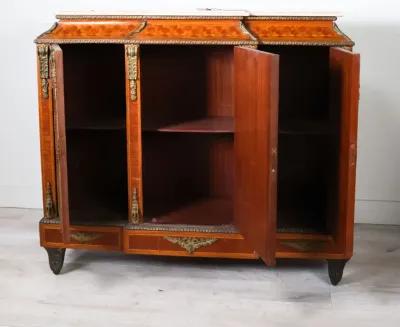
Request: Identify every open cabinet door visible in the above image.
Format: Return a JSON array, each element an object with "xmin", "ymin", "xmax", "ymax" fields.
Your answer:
[
  {"xmin": 51, "ymin": 45, "xmax": 70, "ymax": 242},
  {"xmin": 330, "ymin": 48, "xmax": 360, "ymax": 257},
  {"xmin": 234, "ymin": 47, "xmax": 279, "ymax": 266}
]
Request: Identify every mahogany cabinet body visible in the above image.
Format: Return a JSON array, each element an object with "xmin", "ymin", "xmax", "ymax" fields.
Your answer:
[{"xmin": 35, "ymin": 14, "xmax": 359, "ymax": 284}]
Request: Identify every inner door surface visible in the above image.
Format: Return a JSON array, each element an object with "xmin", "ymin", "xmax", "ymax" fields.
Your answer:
[
  {"xmin": 234, "ymin": 47, "xmax": 279, "ymax": 266},
  {"xmin": 51, "ymin": 45, "xmax": 70, "ymax": 242},
  {"xmin": 330, "ymin": 47, "xmax": 360, "ymax": 257}
]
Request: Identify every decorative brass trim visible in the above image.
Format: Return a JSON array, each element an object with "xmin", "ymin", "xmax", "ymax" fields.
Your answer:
[
  {"xmin": 55, "ymin": 14, "xmax": 338, "ymax": 21},
  {"xmin": 244, "ymin": 16, "xmax": 338, "ymax": 21},
  {"xmin": 259, "ymin": 40, "xmax": 353, "ymax": 46},
  {"xmin": 35, "ymin": 38, "xmax": 353, "ymax": 46},
  {"xmin": 126, "ymin": 44, "xmax": 138, "ymax": 101},
  {"xmin": 127, "ymin": 21, "xmax": 147, "ymax": 37},
  {"xmin": 70, "ymin": 232, "xmax": 102, "ymax": 243},
  {"xmin": 44, "ymin": 182, "xmax": 55, "ymax": 219},
  {"xmin": 163, "ymin": 236, "xmax": 218, "ymax": 254},
  {"xmin": 125, "ymin": 223, "xmax": 238, "ymax": 233},
  {"xmin": 239, "ymin": 21, "xmax": 258, "ymax": 42},
  {"xmin": 56, "ymin": 15, "xmax": 245, "ymax": 20},
  {"xmin": 36, "ymin": 39, "xmax": 256, "ymax": 45},
  {"xmin": 40, "ymin": 217, "xmax": 61, "ymax": 224},
  {"xmin": 130, "ymin": 187, "xmax": 141, "ymax": 224},
  {"xmin": 37, "ymin": 44, "xmax": 49, "ymax": 98}
]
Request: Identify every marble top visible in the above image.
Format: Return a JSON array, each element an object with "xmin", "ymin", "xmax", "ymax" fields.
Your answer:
[{"xmin": 57, "ymin": 9, "xmax": 342, "ymax": 18}]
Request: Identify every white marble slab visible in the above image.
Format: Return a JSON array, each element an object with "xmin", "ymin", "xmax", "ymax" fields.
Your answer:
[{"xmin": 56, "ymin": 9, "xmax": 342, "ymax": 17}]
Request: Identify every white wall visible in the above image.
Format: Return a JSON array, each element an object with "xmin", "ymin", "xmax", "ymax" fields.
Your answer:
[{"xmin": 1, "ymin": 1, "xmax": 399, "ymax": 224}]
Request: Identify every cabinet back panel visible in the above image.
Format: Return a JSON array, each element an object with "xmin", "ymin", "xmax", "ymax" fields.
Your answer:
[
  {"xmin": 261, "ymin": 46, "xmax": 339, "ymax": 234},
  {"xmin": 62, "ymin": 45, "xmax": 128, "ymax": 224},
  {"xmin": 142, "ymin": 133, "xmax": 233, "ymax": 225},
  {"xmin": 62, "ymin": 45, "xmax": 126, "ymax": 128},
  {"xmin": 141, "ymin": 46, "xmax": 233, "ymax": 130}
]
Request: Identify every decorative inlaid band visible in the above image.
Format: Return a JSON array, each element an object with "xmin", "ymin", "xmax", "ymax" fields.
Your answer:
[{"xmin": 163, "ymin": 236, "xmax": 218, "ymax": 254}]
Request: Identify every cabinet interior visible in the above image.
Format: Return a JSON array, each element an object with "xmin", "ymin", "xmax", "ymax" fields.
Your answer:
[
  {"xmin": 62, "ymin": 44, "xmax": 128, "ymax": 225},
  {"xmin": 59, "ymin": 44, "xmax": 341, "ymax": 233},
  {"xmin": 261, "ymin": 46, "xmax": 339, "ymax": 233},
  {"xmin": 141, "ymin": 46, "xmax": 234, "ymax": 225}
]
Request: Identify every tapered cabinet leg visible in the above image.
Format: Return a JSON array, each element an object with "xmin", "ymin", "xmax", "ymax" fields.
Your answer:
[
  {"xmin": 45, "ymin": 247, "xmax": 66, "ymax": 275},
  {"xmin": 327, "ymin": 259, "xmax": 348, "ymax": 285}
]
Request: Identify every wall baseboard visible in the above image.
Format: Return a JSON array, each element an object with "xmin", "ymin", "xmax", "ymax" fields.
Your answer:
[{"xmin": 356, "ymin": 199, "xmax": 400, "ymax": 225}]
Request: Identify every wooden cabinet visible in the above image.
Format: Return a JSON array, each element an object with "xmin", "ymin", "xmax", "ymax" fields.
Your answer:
[{"xmin": 36, "ymin": 13, "xmax": 359, "ymax": 285}]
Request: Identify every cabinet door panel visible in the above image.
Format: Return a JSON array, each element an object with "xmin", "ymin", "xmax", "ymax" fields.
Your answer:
[
  {"xmin": 330, "ymin": 47, "xmax": 360, "ymax": 256},
  {"xmin": 234, "ymin": 47, "xmax": 279, "ymax": 266},
  {"xmin": 51, "ymin": 45, "xmax": 70, "ymax": 242}
]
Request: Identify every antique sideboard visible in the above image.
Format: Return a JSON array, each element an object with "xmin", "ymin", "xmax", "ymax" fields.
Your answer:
[{"xmin": 35, "ymin": 12, "xmax": 359, "ymax": 285}]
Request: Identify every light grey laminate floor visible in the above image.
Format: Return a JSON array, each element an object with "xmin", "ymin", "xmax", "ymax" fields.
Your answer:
[{"xmin": 0, "ymin": 208, "xmax": 399, "ymax": 327}]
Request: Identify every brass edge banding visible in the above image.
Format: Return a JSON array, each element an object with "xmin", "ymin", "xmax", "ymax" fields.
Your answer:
[
  {"xmin": 40, "ymin": 217, "xmax": 61, "ymax": 224},
  {"xmin": 55, "ymin": 15, "xmax": 337, "ymax": 21},
  {"xmin": 163, "ymin": 236, "xmax": 218, "ymax": 254},
  {"xmin": 35, "ymin": 39, "xmax": 352, "ymax": 46},
  {"xmin": 125, "ymin": 223, "xmax": 238, "ymax": 233},
  {"xmin": 56, "ymin": 15, "xmax": 245, "ymax": 20},
  {"xmin": 244, "ymin": 16, "xmax": 337, "ymax": 21},
  {"xmin": 260, "ymin": 40, "xmax": 353, "ymax": 46},
  {"xmin": 36, "ymin": 39, "xmax": 257, "ymax": 45}
]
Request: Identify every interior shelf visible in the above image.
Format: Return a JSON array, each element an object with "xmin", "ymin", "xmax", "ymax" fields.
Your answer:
[
  {"xmin": 144, "ymin": 198, "xmax": 233, "ymax": 226},
  {"xmin": 143, "ymin": 117, "xmax": 234, "ymax": 133}
]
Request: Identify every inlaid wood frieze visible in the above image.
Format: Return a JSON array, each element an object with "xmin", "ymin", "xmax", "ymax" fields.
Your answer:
[
  {"xmin": 245, "ymin": 20, "xmax": 353, "ymax": 45},
  {"xmin": 35, "ymin": 16, "xmax": 353, "ymax": 46}
]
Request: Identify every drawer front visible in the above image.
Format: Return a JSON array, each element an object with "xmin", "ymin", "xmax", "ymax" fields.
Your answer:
[
  {"xmin": 40, "ymin": 224, "xmax": 122, "ymax": 251},
  {"xmin": 124, "ymin": 230, "xmax": 257, "ymax": 259}
]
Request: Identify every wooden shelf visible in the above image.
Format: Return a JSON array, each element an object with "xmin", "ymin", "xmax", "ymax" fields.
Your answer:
[
  {"xmin": 144, "ymin": 198, "xmax": 233, "ymax": 226},
  {"xmin": 144, "ymin": 117, "xmax": 234, "ymax": 133}
]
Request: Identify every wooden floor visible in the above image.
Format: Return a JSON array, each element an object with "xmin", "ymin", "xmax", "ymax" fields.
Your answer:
[{"xmin": 1, "ymin": 208, "xmax": 400, "ymax": 327}]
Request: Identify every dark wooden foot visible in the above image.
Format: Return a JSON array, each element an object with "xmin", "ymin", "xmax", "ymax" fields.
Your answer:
[
  {"xmin": 327, "ymin": 259, "xmax": 348, "ymax": 285},
  {"xmin": 45, "ymin": 247, "xmax": 66, "ymax": 275}
]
